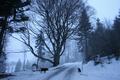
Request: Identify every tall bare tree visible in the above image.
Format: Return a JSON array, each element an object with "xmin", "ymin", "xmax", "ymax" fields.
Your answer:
[{"xmin": 33, "ymin": 0, "xmax": 84, "ymax": 66}]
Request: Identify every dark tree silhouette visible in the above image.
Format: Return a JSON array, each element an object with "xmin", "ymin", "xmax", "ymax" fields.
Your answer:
[
  {"xmin": 77, "ymin": 4, "xmax": 92, "ymax": 63},
  {"xmin": 112, "ymin": 11, "xmax": 120, "ymax": 59},
  {"xmin": 0, "ymin": 0, "xmax": 31, "ymax": 73}
]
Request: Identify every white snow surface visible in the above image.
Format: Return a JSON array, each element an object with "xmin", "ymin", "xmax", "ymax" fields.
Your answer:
[{"xmin": 1, "ymin": 59, "xmax": 120, "ymax": 80}]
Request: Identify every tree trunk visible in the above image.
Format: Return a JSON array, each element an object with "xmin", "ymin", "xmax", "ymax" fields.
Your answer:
[
  {"xmin": 0, "ymin": 16, "xmax": 7, "ymax": 56},
  {"xmin": 37, "ymin": 58, "xmax": 39, "ymax": 67},
  {"xmin": 85, "ymin": 37, "xmax": 88, "ymax": 62},
  {"xmin": 0, "ymin": 16, "xmax": 8, "ymax": 73},
  {"xmin": 53, "ymin": 53, "xmax": 60, "ymax": 66},
  {"xmin": 83, "ymin": 34, "xmax": 88, "ymax": 63}
]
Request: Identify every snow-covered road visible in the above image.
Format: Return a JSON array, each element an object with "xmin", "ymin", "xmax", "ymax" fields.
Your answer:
[{"xmin": 1, "ymin": 59, "xmax": 120, "ymax": 80}]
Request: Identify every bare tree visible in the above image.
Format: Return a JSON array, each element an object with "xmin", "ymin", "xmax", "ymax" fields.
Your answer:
[
  {"xmin": 10, "ymin": 22, "xmax": 54, "ymax": 65},
  {"xmin": 10, "ymin": 0, "xmax": 85, "ymax": 66},
  {"xmin": 33, "ymin": 0, "xmax": 84, "ymax": 66}
]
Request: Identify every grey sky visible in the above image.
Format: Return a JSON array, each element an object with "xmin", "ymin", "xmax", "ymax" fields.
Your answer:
[
  {"xmin": 6, "ymin": 34, "xmax": 36, "ymax": 63},
  {"xmin": 88, "ymin": 0, "xmax": 120, "ymax": 20}
]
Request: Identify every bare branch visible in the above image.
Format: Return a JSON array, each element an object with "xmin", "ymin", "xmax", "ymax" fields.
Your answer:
[{"xmin": 33, "ymin": 0, "xmax": 84, "ymax": 66}]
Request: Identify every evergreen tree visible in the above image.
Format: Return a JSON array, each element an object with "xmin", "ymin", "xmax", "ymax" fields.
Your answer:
[
  {"xmin": 0, "ymin": 0, "xmax": 31, "ymax": 53},
  {"xmin": 0, "ymin": 0, "xmax": 30, "ymax": 73},
  {"xmin": 35, "ymin": 31, "xmax": 45, "ymax": 66},
  {"xmin": 112, "ymin": 11, "xmax": 120, "ymax": 59},
  {"xmin": 89, "ymin": 19, "xmax": 114, "ymax": 61},
  {"xmin": 15, "ymin": 59, "xmax": 22, "ymax": 72},
  {"xmin": 77, "ymin": 5, "xmax": 92, "ymax": 62},
  {"xmin": 89, "ymin": 19, "xmax": 106, "ymax": 58},
  {"xmin": 25, "ymin": 60, "xmax": 31, "ymax": 70}
]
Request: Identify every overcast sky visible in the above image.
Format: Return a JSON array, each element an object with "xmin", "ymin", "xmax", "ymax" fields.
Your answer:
[
  {"xmin": 7, "ymin": 0, "xmax": 120, "ymax": 63},
  {"xmin": 88, "ymin": 0, "xmax": 120, "ymax": 20}
]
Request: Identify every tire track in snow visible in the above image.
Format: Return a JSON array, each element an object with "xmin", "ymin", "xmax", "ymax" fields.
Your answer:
[
  {"xmin": 41, "ymin": 66, "xmax": 68, "ymax": 80},
  {"xmin": 63, "ymin": 67, "xmax": 77, "ymax": 80}
]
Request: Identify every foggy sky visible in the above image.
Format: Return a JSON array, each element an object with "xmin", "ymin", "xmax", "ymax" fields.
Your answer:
[{"xmin": 88, "ymin": 0, "xmax": 120, "ymax": 20}]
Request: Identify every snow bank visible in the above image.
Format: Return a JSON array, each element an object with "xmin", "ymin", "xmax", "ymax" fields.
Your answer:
[{"xmin": 1, "ymin": 58, "xmax": 120, "ymax": 80}]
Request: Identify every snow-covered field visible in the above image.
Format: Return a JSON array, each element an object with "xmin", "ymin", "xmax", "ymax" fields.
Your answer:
[{"xmin": 1, "ymin": 58, "xmax": 120, "ymax": 80}]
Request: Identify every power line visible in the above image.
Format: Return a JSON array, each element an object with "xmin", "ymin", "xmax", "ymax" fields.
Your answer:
[{"xmin": 6, "ymin": 50, "xmax": 30, "ymax": 54}]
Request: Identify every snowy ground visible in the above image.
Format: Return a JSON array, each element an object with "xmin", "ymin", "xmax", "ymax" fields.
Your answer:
[{"xmin": 1, "ymin": 58, "xmax": 120, "ymax": 80}]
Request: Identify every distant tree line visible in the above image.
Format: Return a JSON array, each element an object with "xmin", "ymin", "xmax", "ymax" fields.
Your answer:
[{"xmin": 79, "ymin": 11, "xmax": 120, "ymax": 62}]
